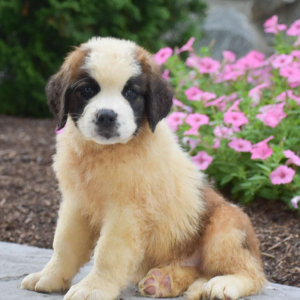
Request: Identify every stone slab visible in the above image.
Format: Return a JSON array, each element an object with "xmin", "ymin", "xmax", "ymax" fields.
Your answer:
[{"xmin": 0, "ymin": 242, "xmax": 300, "ymax": 300}]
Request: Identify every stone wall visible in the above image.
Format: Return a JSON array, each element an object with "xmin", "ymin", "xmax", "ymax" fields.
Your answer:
[{"xmin": 201, "ymin": 0, "xmax": 300, "ymax": 59}]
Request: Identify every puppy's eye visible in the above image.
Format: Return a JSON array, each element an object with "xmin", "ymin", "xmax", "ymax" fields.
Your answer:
[
  {"xmin": 124, "ymin": 89, "xmax": 138, "ymax": 101},
  {"xmin": 80, "ymin": 86, "xmax": 95, "ymax": 98}
]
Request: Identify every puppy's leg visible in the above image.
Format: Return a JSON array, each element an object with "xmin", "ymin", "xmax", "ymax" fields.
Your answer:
[
  {"xmin": 139, "ymin": 264, "xmax": 200, "ymax": 298},
  {"xmin": 21, "ymin": 200, "xmax": 92, "ymax": 292},
  {"xmin": 184, "ymin": 277, "xmax": 211, "ymax": 300},
  {"xmin": 64, "ymin": 205, "xmax": 143, "ymax": 300},
  {"xmin": 187, "ymin": 199, "xmax": 266, "ymax": 300}
]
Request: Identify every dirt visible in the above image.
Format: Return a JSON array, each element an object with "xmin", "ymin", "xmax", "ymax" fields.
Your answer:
[{"xmin": 0, "ymin": 115, "xmax": 299, "ymax": 287}]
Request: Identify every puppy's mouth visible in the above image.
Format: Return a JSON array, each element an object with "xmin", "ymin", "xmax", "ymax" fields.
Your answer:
[{"xmin": 97, "ymin": 127, "xmax": 120, "ymax": 140}]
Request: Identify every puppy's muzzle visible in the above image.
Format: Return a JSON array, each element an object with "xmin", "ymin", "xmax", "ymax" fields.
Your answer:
[{"xmin": 96, "ymin": 109, "xmax": 119, "ymax": 139}]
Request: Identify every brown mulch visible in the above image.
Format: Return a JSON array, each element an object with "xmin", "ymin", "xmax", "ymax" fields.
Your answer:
[{"xmin": 0, "ymin": 115, "xmax": 299, "ymax": 287}]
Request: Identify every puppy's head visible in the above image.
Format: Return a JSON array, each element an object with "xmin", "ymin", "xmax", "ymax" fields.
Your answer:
[{"xmin": 46, "ymin": 37, "xmax": 173, "ymax": 145}]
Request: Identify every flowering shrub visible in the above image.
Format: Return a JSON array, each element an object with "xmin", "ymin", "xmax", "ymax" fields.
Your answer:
[{"xmin": 156, "ymin": 16, "xmax": 300, "ymax": 211}]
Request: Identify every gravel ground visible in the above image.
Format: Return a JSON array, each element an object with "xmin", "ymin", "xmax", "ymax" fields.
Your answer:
[{"xmin": 0, "ymin": 115, "xmax": 299, "ymax": 287}]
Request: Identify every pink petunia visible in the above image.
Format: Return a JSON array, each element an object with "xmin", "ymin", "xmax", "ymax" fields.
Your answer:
[
  {"xmin": 228, "ymin": 138, "xmax": 252, "ymax": 152},
  {"xmin": 291, "ymin": 50, "xmax": 300, "ymax": 60},
  {"xmin": 248, "ymin": 83, "xmax": 270, "ymax": 103},
  {"xmin": 162, "ymin": 69, "xmax": 170, "ymax": 81},
  {"xmin": 186, "ymin": 113, "xmax": 209, "ymax": 128},
  {"xmin": 191, "ymin": 151, "xmax": 213, "ymax": 170},
  {"xmin": 205, "ymin": 96, "xmax": 226, "ymax": 111},
  {"xmin": 198, "ymin": 57, "xmax": 220, "ymax": 74},
  {"xmin": 166, "ymin": 112, "xmax": 186, "ymax": 132},
  {"xmin": 178, "ymin": 37, "xmax": 196, "ymax": 53},
  {"xmin": 184, "ymin": 126, "xmax": 200, "ymax": 136},
  {"xmin": 182, "ymin": 137, "xmax": 200, "ymax": 150},
  {"xmin": 291, "ymin": 196, "xmax": 300, "ymax": 209},
  {"xmin": 186, "ymin": 53, "xmax": 200, "ymax": 68},
  {"xmin": 201, "ymin": 92, "xmax": 217, "ymax": 102},
  {"xmin": 264, "ymin": 15, "xmax": 287, "ymax": 35},
  {"xmin": 235, "ymin": 50, "xmax": 265, "ymax": 70},
  {"xmin": 284, "ymin": 150, "xmax": 300, "ymax": 166},
  {"xmin": 272, "ymin": 54, "xmax": 293, "ymax": 69},
  {"xmin": 294, "ymin": 36, "xmax": 300, "ymax": 47},
  {"xmin": 280, "ymin": 65, "xmax": 300, "ymax": 83},
  {"xmin": 256, "ymin": 103, "xmax": 286, "ymax": 128},
  {"xmin": 287, "ymin": 90, "xmax": 300, "ymax": 104},
  {"xmin": 286, "ymin": 19, "xmax": 300, "ymax": 36},
  {"xmin": 172, "ymin": 98, "xmax": 193, "ymax": 113},
  {"xmin": 154, "ymin": 47, "xmax": 173, "ymax": 65},
  {"xmin": 224, "ymin": 111, "xmax": 249, "ymax": 128},
  {"xmin": 276, "ymin": 91, "xmax": 287, "ymax": 102},
  {"xmin": 222, "ymin": 51, "xmax": 236, "ymax": 63},
  {"xmin": 214, "ymin": 125, "xmax": 234, "ymax": 139},
  {"xmin": 250, "ymin": 136, "xmax": 273, "ymax": 160},
  {"xmin": 185, "ymin": 87, "xmax": 203, "ymax": 101},
  {"xmin": 270, "ymin": 165, "xmax": 295, "ymax": 185},
  {"xmin": 213, "ymin": 138, "xmax": 220, "ymax": 149},
  {"xmin": 227, "ymin": 92, "xmax": 239, "ymax": 102}
]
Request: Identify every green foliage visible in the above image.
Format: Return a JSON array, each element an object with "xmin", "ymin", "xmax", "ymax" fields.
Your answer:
[{"xmin": 0, "ymin": 0, "xmax": 206, "ymax": 117}]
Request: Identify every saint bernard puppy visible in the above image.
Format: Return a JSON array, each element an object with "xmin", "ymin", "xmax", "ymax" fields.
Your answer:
[{"xmin": 21, "ymin": 37, "xmax": 266, "ymax": 300}]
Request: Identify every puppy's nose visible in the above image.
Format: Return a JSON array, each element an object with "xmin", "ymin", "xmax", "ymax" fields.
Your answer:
[{"xmin": 96, "ymin": 109, "xmax": 117, "ymax": 128}]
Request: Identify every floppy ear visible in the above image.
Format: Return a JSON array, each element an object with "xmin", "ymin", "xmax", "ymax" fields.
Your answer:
[
  {"xmin": 146, "ymin": 69, "xmax": 174, "ymax": 132},
  {"xmin": 45, "ymin": 70, "xmax": 70, "ymax": 130}
]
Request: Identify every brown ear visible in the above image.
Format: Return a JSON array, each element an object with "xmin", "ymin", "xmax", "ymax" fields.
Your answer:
[
  {"xmin": 45, "ymin": 70, "xmax": 70, "ymax": 130},
  {"xmin": 45, "ymin": 47, "xmax": 87, "ymax": 130},
  {"xmin": 146, "ymin": 67, "xmax": 174, "ymax": 132}
]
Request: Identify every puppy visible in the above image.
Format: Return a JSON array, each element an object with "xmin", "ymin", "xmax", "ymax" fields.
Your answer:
[{"xmin": 21, "ymin": 37, "xmax": 266, "ymax": 300}]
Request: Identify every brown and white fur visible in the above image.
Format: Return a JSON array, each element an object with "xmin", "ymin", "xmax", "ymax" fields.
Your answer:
[{"xmin": 21, "ymin": 37, "xmax": 266, "ymax": 300}]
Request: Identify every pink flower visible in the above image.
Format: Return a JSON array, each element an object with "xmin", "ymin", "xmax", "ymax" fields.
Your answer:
[
  {"xmin": 186, "ymin": 113, "xmax": 209, "ymax": 128},
  {"xmin": 220, "ymin": 65, "xmax": 245, "ymax": 81},
  {"xmin": 205, "ymin": 96, "xmax": 226, "ymax": 111},
  {"xmin": 235, "ymin": 51, "xmax": 265, "ymax": 70},
  {"xmin": 186, "ymin": 54, "xmax": 200, "ymax": 68},
  {"xmin": 228, "ymin": 138, "xmax": 252, "ymax": 152},
  {"xmin": 224, "ymin": 111, "xmax": 249, "ymax": 128},
  {"xmin": 291, "ymin": 50, "xmax": 300, "ymax": 60},
  {"xmin": 256, "ymin": 103, "xmax": 286, "ymax": 128},
  {"xmin": 178, "ymin": 37, "xmax": 196, "ymax": 53},
  {"xmin": 287, "ymin": 19, "xmax": 300, "ymax": 36},
  {"xmin": 272, "ymin": 54, "xmax": 293, "ymax": 69},
  {"xmin": 264, "ymin": 15, "xmax": 287, "ymax": 35},
  {"xmin": 250, "ymin": 136, "xmax": 273, "ymax": 160},
  {"xmin": 287, "ymin": 90, "xmax": 300, "ymax": 104},
  {"xmin": 182, "ymin": 137, "xmax": 200, "ymax": 150},
  {"xmin": 154, "ymin": 47, "xmax": 173, "ymax": 65},
  {"xmin": 213, "ymin": 138, "xmax": 220, "ymax": 149},
  {"xmin": 172, "ymin": 98, "xmax": 193, "ymax": 113},
  {"xmin": 214, "ymin": 125, "xmax": 234, "ymax": 138},
  {"xmin": 284, "ymin": 150, "xmax": 300, "ymax": 166},
  {"xmin": 222, "ymin": 51, "xmax": 236, "ymax": 63},
  {"xmin": 280, "ymin": 65, "xmax": 300, "ymax": 83},
  {"xmin": 270, "ymin": 165, "xmax": 295, "ymax": 185},
  {"xmin": 276, "ymin": 91, "xmax": 287, "ymax": 102},
  {"xmin": 291, "ymin": 196, "xmax": 300, "ymax": 209},
  {"xmin": 248, "ymin": 83, "xmax": 269, "ymax": 102},
  {"xmin": 166, "ymin": 112, "xmax": 186, "ymax": 132},
  {"xmin": 201, "ymin": 92, "xmax": 217, "ymax": 102},
  {"xmin": 184, "ymin": 127, "xmax": 200, "ymax": 136},
  {"xmin": 162, "ymin": 69, "xmax": 170, "ymax": 81},
  {"xmin": 227, "ymin": 92, "xmax": 239, "ymax": 102},
  {"xmin": 191, "ymin": 151, "xmax": 213, "ymax": 170},
  {"xmin": 198, "ymin": 57, "xmax": 220, "ymax": 74},
  {"xmin": 185, "ymin": 87, "xmax": 203, "ymax": 101}
]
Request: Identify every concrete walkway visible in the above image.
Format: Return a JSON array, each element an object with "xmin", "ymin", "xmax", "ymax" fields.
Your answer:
[{"xmin": 0, "ymin": 242, "xmax": 299, "ymax": 300}]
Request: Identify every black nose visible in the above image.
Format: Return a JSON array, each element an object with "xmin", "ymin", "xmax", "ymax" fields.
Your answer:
[{"xmin": 96, "ymin": 109, "xmax": 117, "ymax": 128}]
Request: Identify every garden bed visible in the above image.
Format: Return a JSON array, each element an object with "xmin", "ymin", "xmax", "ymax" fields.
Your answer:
[{"xmin": 0, "ymin": 116, "xmax": 299, "ymax": 287}]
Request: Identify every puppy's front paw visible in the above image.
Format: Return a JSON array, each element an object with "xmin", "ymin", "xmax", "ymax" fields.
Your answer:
[
  {"xmin": 64, "ymin": 276, "xmax": 117, "ymax": 300},
  {"xmin": 21, "ymin": 271, "xmax": 71, "ymax": 293},
  {"xmin": 202, "ymin": 276, "xmax": 239, "ymax": 300}
]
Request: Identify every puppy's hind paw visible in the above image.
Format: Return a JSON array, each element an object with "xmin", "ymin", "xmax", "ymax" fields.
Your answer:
[{"xmin": 139, "ymin": 268, "xmax": 173, "ymax": 298}]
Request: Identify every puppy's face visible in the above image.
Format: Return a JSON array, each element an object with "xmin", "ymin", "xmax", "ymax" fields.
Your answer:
[{"xmin": 46, "ymin": 38, "xmax": 173, "ymax": 145}]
